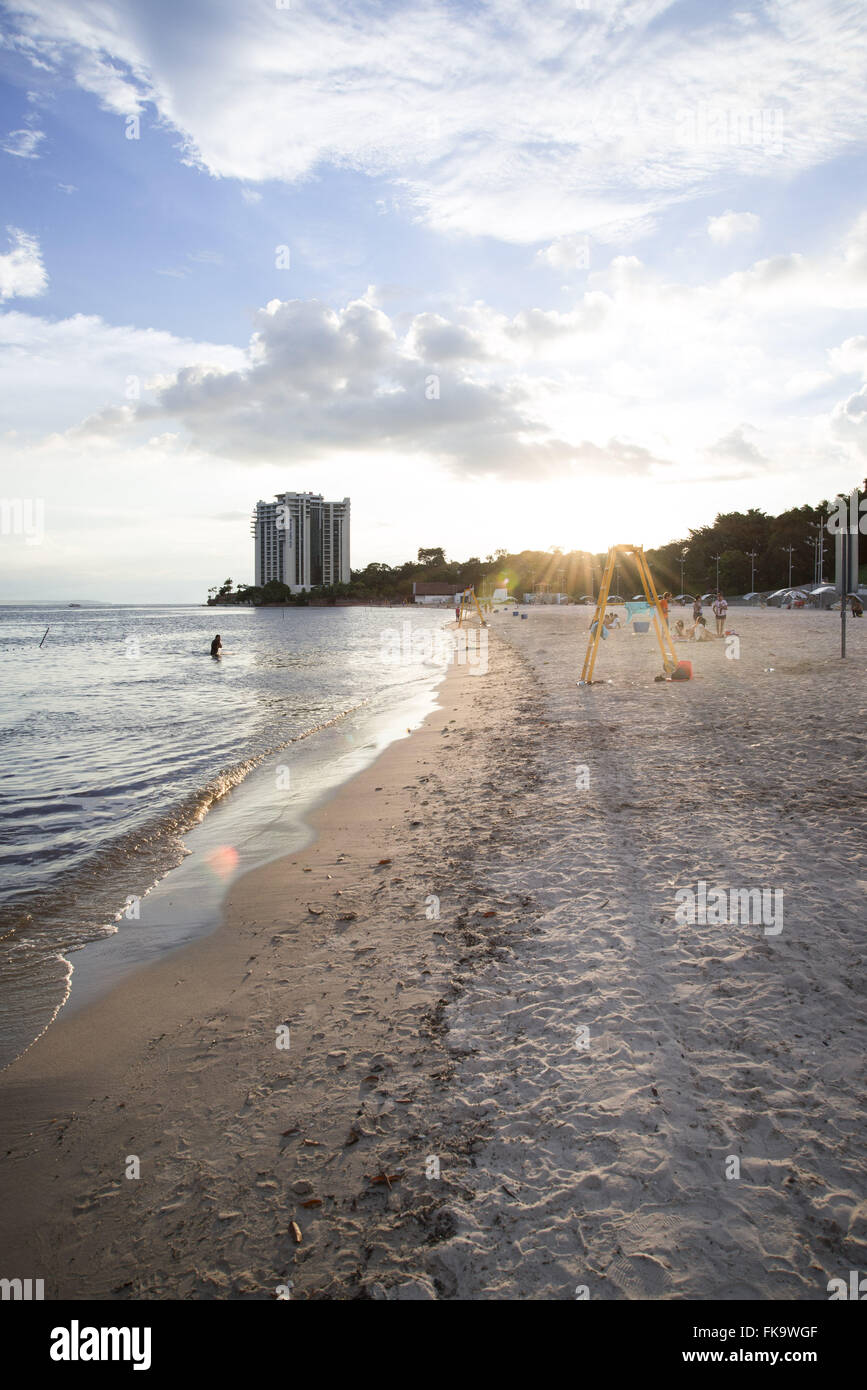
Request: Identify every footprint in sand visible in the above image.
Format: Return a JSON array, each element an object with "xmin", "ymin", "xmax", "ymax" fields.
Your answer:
[{"xmin": 605, "ymin": 1253, "xmax": 671, "ymax": 1298}]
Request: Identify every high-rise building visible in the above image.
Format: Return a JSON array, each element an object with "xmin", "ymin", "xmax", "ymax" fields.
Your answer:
[{"xmin": 251, "ymin": 492, "xmax": 351, "ymax": 593}]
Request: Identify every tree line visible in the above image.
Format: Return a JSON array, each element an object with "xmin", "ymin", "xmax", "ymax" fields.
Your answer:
[{"xmin": 208, "ymin": 486, "xmax": 865, "ymax": 606}]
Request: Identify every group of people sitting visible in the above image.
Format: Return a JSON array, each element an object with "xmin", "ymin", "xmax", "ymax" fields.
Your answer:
[
  {"xmin": 673, "ymin": 616, "xmax": 715, "ymax": 642},
  {"xmin": 591, "ymin": 592, "xmax": 730, "ymax": 641},
  {"xmin": 670, "ymin": 592, "xmax": 729, "ymax": 640}
]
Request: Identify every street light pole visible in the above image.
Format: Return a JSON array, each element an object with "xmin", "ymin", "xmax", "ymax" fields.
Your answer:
[
  {"xmin": 818, "ymin": 513, "xmax": 826, "ymax": 582},
  {"xmin": 782, "ymin": 545, "xmax": 795, "ymax": 587},
  {"xmin": 841, "ymin": 530, "xmax": 848, "ymax": 659},
  {"xmin": 711, "ymin": 554, "xmax": 721, "ymax": 592},
  {"xmin": 679, "ymin": 549, "xmax": 687, "ymax": 593},
  {"xmin": 806, "ymin": 527, "xmax": 820, "ymax": 585},
  {"xmin": 747, "ymin": 549, "xmax": 757, "ymax": 592}
]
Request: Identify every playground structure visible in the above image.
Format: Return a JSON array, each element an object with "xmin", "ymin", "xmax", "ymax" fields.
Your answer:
[
  {"xmin": 579, "ymin": 544, "xmax": 679, "ymax": 684},
  {"xmin": 457, "ymin": 586, "xmax": 488, "ymax": 628}
]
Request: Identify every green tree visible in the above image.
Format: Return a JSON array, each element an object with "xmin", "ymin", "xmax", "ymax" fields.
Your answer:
[
  {"xmin": 261, "ymin": 579, "xmax": 292, "ymax": 604},
  {"xmin": 418, "ymin": 547, "xmax": 446, "ymax": 567}
]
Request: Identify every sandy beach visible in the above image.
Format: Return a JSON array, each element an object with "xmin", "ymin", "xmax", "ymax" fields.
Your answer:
[{"xmin": 1, "ymin": 606, "xmax": 865, "ymax": 1300}]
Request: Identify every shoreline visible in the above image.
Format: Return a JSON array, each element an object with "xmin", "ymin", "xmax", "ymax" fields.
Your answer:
[
  {"xmin": 0, "ymin": 605, "xmax": 450, "ymax": 1071},
  {"xmin": 0, "ymin": 624, "xmax": 538, "ymax": 1299}
]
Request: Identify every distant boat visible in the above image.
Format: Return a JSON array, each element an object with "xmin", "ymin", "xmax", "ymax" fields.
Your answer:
[{"xmin": 68, "ymin": 603, "xmax": 81, "ymax": 608}]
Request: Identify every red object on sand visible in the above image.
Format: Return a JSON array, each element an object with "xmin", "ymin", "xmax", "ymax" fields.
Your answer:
[{"xmin": 672, "ymin": 660, "xmax": 693, "ymax": 681}]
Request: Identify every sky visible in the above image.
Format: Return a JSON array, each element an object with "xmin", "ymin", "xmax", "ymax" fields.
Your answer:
[{"xmin": 2, "ymin": 0, "xmax": 867, "ymax": 601}]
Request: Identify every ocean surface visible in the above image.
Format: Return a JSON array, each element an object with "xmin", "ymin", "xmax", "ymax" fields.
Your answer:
[{"xmin": 0, "ymin": 604, "xmax": 450, "ymax": 1068}]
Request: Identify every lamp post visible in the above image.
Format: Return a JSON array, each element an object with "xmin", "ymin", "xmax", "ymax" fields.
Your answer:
[
  {"xmin": 806, "ymin": 523, "xmax": 820, "ymax": 585},
  {"xmin": 818, "ymin": 512, "xmax": 826, "ymax": 582},
  {"xmin": 679, "ymin": 548, "xmax": 687, "ymax": 593},
  {"xmin": 711, "ymin": 554, "xmax": 721, "ymax": 593},
  {"xmin": 841, "ymin": 528, "xmax": 848, "ymax": 659},
  {"xmin": 782, "ymin": 545, "xmax": 795, "ymax": 588},
  {"xmin": 746, "ymin": 549, "xmax": 757, "ymax": 593}
]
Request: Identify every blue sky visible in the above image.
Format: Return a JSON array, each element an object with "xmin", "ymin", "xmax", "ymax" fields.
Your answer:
[{"xmin": 2, "ymin": 0, "xmax": 867, "ymax": 599}]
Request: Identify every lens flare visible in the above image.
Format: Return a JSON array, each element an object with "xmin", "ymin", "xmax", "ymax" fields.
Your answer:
[{"xmin": 206, "ymin": 845, "xmax": 239, "ymax": 879}]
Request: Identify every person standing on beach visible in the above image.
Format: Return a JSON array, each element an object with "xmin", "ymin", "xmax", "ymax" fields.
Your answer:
[
  {"xmin": 712, "ymin": 593, "xmax": 727, "ymax": 637},
  {"xmin": 659, "ymin": 591, "xmax": 671, "ymax": 625},
  {"xmin": 693, "ymin": 595, "xmax": 702, "ymax": 621}
]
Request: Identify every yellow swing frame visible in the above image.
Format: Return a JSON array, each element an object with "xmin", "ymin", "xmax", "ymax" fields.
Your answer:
[
  {"xmin": 580, "ymin": 544, "xmax": 677, "ymax": 684},
  {"xmin": 457, "ymin": 586, "xmax": 488, "ymax": 628}
]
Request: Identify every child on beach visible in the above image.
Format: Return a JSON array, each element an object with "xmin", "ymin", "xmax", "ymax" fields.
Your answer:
[
  {"xmin": 712, "ymin": 593, "xmax": 727, "ymax": 637},
  {"xmin": 673, "ymin": 619, "xmax": 687, "ymax": 640},
  {"xmin": 693, "ymin": 596, "xmax": 702, "ymax": 621},
  {"xmin": 689, "ymin": 617, "xmax": 714, "ymax": 641}
]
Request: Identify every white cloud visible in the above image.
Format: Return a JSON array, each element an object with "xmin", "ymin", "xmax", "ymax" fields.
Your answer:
[
  {"xmin": 5, "ymin": 0, "xmax": 867, "ymax": 243},
  {"xmin": 537, "ymin": 234, "xmax": 592, "ymax": 272},
  {"xmin": 2, "ymin": 127, "xmax": 45, "ymax": 158},
  {"xmin": 0, "ymin": 228, "xmax": 48, "ymax": 300},
  {"xmin": 706, "ymin": 426, "xmax": 771, "ymax": 468},
  {"xmin": 828, "ymin": 335, "xmax": 867, "ymax": 377},
  {"xmin": 783, "ymin": 369, "xmax": 833, "ymax": 397},
  {"xmin": 10, "ymin": 201, "xmax": 865, "ymax": 493},
  {"xmin": 707, "ymin": 210, "xmax": 760, "ymax": 244},
  {"xmin": 0, "ymin": 306, "xmax": 245, "ymax": 432},
  {"xmin": 830, "ymin": 384, "xmax": 867, "ymax": 453},
  {"xmin": 5, "ymin": 207, "xmax": 867, "ymax": 556},
  {"xmin": 72, "ymin": 294, "xmax": 589, "ymax": 480}
]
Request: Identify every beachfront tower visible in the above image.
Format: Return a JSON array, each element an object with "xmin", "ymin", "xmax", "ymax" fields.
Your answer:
[{"xmin": 251, "ymin": 492, "xmax": 351, "ymax": 593}]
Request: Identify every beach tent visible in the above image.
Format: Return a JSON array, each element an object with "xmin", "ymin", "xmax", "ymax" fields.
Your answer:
[
  {"xmin": 807, "ymin": 584, "xmax": 838, "ymax": 609},
  {"xmin": 766, "ymin": 588, "xmax": 810, "ymax": 607}
]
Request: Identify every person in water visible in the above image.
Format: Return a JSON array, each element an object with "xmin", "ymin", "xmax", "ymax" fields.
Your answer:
[{"xmin": 210, "ymin": 634, "xmax": 222, "ymax": 657}]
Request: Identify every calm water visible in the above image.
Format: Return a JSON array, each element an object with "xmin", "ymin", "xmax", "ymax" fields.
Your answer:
[{"xmin": 0, "ymin": 604, "xmax": 449, "ymax": 1067}]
